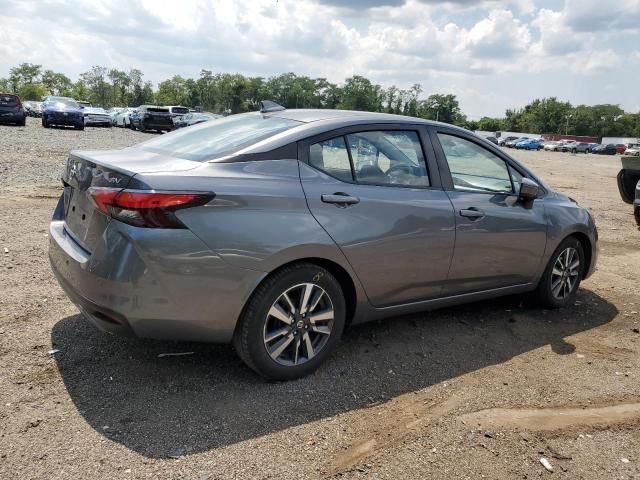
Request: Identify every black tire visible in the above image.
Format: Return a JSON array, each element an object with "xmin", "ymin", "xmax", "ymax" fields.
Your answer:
[
  {"xmin": 534, "ymin": 237, "xmax": 585, "ymax": 308},
  {"xmin": 572, "ymin": 148, "xmax": 577, "ymax": 153},
  {"xmin": 18, "ymin": 118, "xmax": 26, "ymax": 127},
  {"xmin": 234, "ymin": 262, "xmax": 346, "ymax": 380},
  {"xmin": 635, "ymin": 205, "xmax": 640, "ymax": 227},
  {"xmin": 130, "ymin": 122, "xmax": 136, "ymax": 131},
  {"xmin": 42, "ymin": 117, "xmax": 49, "ymax": 128},
  {"xmin": 75, "ymin": 123, "xmax": 84, "ymax": 131}
]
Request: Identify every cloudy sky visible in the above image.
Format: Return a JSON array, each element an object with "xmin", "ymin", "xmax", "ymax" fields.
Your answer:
[{"xmin": 1, "ymin": 0, "xmax": 638, "ymax": 117}]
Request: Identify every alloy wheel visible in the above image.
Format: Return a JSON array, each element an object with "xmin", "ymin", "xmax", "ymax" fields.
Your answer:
[
  {"xmin": 263, "ymin": 283, "xmax": 334, "ymax": 366},
  {"xmin": 550, "ymin": 247, "xmax": 580, "ymax": 300}
]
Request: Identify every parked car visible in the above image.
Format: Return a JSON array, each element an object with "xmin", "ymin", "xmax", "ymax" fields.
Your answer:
[
  {"xmin": 617, "ymin": 156, "xmax": 640, "ymax": 226},
  {"xmin": 0, "ymin": 93, "xmax": 27, "ymax": 126},
  {"xmin": 515, "ymin": 138, "xmax": 543, "ymax": 150},
  {"xmin": 83, "ymin": 107, "xmax": 111, "ymax": 127},
  {"xmin": 173, "ymin": 112, "xmax": 220, "ymax": 129},
  {"xmin": 113, "ymin": 108, "xmax": 135, "ymax": 128},
  {"xmin": 41, "ymin": 96, "xmax": 84, "ymax": 129},
  {"xmin": 623, "ymin": 143, "xmax": 640, "ymax": 157},
  {"xmin": 485, "ymin": 136, "xmax": 499, "ymax": 145},
  {"xmin": 129, "ymin": 105, "xmax": 174, "ymax": 132},
  {"xmin": 107, "ymin": 107, "xmax": 126, "ymax": 124},
  {"xmin": 48, "ymin": 103, "xmax": 598, "ymax": 380},
  {"xmin": 23, "ymin": 100, "xmax": 43, "ymax": 118},
  {"xmin": 498, "ymin": 135, "xmax": 519, "ymax": 146},
  {"xmin": 564, "ymin": 142, "xmax": 591, "ymax": 153},
  {"xmin": 167, "ymin": 105, "xmax": 190, "ymax": 121},
  {"xmin": 592, "ymin": 143, "xmax": 617, "ymax": 155},
  {"xmin": 506, "ymin": 137, "xmax": 529, "ymax": 148},
  {"xmin": 616, "ymin": 144, "xmax": 627, "ymax": 154},
  {"xmin": 543, "ymin": 141, "xmax": 560, "ymax": 151}
]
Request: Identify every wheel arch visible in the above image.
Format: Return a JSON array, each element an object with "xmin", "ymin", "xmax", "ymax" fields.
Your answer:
[
  {"xmin": 240, "ymin": 257, "xmax": 360, "ymax": 330},
  {"xmin": 568, "ymin": 231, "xmax": 593, "ymax": 279}
]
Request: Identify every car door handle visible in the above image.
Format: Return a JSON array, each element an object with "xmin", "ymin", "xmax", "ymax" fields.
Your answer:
[
  {"xmin": 459, "ymin": 208, "xmax": 485, "ymax": 220},
  {"xmin": 321, "ymin": 193, "xmax": 360, "ymax": 206}
]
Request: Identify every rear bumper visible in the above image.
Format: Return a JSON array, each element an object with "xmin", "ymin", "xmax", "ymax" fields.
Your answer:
[
  {"xmin": 0, "ymin": 112, "xmax": 25, "ymax": 123},
  {"xmin": 48, "ymin": 210, "xmax": 265, "ymax": 343},
  {"xmin": 84, "ymin": 117, "xmax": 111, "ymax": 126},
  {"xmin": 142, "ymin": 120, "xmax": 173, "ymax": 130}
]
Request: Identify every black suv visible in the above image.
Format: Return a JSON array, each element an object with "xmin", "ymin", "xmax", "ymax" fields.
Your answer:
[
  {"xmin": 0, "ymin": 93, "xmax": 27, "ymax": 126},
  {"xmin": 130, "ymin": 106, "xmax": 174, "ymax": 133}
]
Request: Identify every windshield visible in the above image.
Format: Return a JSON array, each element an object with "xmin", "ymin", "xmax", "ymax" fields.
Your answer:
[
  {"xmin": 45, "ymin": 98, "xmax": 79, "ymax": 108},
  {"xmin": 140, "ymin": 112, "xmax": 302, "ymax": 161}
]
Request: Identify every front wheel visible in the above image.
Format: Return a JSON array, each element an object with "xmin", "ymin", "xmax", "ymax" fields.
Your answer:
[
  {"xmin": 534, "ymin": 237, "xmax": 585, "ymax": 308},
  {"xmin": 234, "ymin": 263, "xmax": 346, "ymax": 380}
]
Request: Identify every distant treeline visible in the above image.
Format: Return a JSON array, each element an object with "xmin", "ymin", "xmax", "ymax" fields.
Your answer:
[{"xmin": 2, "ymin": 63, "xmax": 639, "ymax": 138}]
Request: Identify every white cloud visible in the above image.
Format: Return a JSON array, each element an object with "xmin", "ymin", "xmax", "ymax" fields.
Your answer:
[{"xmin": 0, "ymin": 0, "xmax": 638, "ymax": 117}]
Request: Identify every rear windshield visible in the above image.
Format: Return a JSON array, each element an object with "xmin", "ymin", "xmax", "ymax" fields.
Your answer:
[
  {"xmin": 140, "ymin": 112, "xmax": 302, "ymax": 161},
  {"xmin": 148, "ymin": 107, "xmax": 169, "ymax": 113},
  {"xmin": 0, "ymin": 95, "xmax": 18, "ymax": 106},
  {"xmin": 171, "ymin": 107, "xmax": 189, "ymax": 114}
]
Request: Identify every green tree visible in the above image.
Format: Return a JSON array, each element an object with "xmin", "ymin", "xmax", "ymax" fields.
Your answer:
[
  {"xmin": 80, "ymin": 66, "xmax": 109, "ymax": 106},
  {"xmin": 9, "ymin": 63, "xmax": 42, "ymax": 91},
  {"xmin": 339, "ymin": 75, "xmax": 383, "ymax": 112},
  {"xmin": 17, "ymin": 83, "xmax": 48, "ymax": 100},
  {"xmin": 42, "ymin": 70, "xmax": 72, "ymax": 95},
  {"xmin": 477, "ymin": 116, "xmax": 503, "ymax": 132},
  {"xmin": 417, "ymin": 94, "xmax": 462, "ymax": 124}
]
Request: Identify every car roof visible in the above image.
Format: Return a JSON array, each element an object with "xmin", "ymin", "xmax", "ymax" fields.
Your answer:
[
  {"xmin": 216, "ymin": 109, "xmax": 470, "ymax": 161},
  {"xmin": 269, "ymin": 108, "xmax": 436, "ymax": 125}
]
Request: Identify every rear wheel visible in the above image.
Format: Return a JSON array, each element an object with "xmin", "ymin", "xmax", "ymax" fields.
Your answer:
[
  {"xmin": 534, "ymin": 237, "xmax": 585, "ymax": 308},
  {"xmin": 42, "ymin": 117, "xmax": 49, "ymax": 128},
  {"xmin": 572, "ymin": 148, "xmax": 577, "ymax": 153},
  {"xmin": 234, "ymin": 263, "xmax": 346, "ymax": 380}
]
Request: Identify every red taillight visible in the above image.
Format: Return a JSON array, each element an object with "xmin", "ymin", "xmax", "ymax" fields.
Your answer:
[{"xmin": 88, "ymin": 188, "xmax": 213, "ymax": 228}]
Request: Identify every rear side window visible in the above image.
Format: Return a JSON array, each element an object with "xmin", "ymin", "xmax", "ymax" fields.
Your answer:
[
  {"xmin": 148, "ymin": 108, "xmax": 169, "ymax": 113},
  {"xmin": 171, "ymin": 107, "xmax": 189, "ymax": 114},
  {"xmin": 141, "ymin": 112, "xmax": 302, "ymax": 161},
  {"xmin": 309, "ymin": 137, "xmax": 354, "ymax": 182},
  {"xmin": 0, "ymin": 95, "xmax": 18, "ymax": 106}
]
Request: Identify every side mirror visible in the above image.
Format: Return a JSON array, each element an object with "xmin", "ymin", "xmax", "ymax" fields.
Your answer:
[{"xmin": 519, "ymin": 177, "xmax": 540, "ymax": 201}]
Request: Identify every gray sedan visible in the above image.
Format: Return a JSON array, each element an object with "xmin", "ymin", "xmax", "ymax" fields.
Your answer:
[{"xmin": 49, "ymin": 102, "xmax": 598, "ymax": 380}]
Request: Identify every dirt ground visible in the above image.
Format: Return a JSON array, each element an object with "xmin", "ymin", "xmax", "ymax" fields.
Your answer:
[{"xmin": 1, "ymin": 119, "xmax": 639, "ymax": 479}]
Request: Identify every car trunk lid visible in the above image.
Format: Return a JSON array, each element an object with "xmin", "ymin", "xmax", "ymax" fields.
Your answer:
[{"xmin": 61, "ymin": 148, "xmax": 202, "ymax": 252}]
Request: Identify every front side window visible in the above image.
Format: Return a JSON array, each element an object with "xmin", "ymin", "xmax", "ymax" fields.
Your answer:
[
  {"xmin": 309, "ymin": 130, "xmax": 430, "ymax": 187},
  {"xmin": 438, "ymin": 133, "xmax": 515, "ymax": 193}
]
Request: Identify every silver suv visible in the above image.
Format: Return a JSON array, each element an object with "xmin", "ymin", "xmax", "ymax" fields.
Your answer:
[{"xmin": 49, "ymin": 103, "xmax": 598, "ymax": 380}]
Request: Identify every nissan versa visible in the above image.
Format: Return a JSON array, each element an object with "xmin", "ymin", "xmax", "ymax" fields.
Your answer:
[{"xmin": 49, "ymin": 102, "xmax": 598, "ymax": 380}]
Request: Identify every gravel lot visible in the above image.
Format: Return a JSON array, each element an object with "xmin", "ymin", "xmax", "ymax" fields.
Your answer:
[{"xmin": 1, "ymin": 118, "xmax": 639, "ymax": 479}]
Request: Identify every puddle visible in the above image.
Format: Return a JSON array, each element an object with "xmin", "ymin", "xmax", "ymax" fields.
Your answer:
[{"xmin": 460, "ymin": 403, "xmax": 640, "ymax": 431}]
